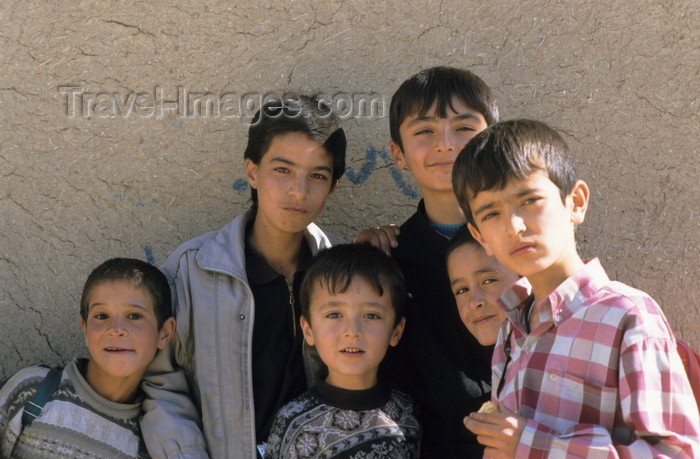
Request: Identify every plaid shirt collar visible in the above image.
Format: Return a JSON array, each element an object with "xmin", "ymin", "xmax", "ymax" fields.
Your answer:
[{"xmin": 499, "ymin": 258, "xmax": 609, "ymax": 330}]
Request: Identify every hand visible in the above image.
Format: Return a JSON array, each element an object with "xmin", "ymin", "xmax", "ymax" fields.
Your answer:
[
  {"xmin": 352, "ymin": 224, "xmax": 400, "ymax": 255},
  {"xmin": 463, "ymin": 404, "xmax": 526, "ymax": 459}
]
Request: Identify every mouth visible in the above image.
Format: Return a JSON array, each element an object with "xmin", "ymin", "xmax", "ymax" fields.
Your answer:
[
  {"xmin": 471, "ymin": 314, "xmax": 497, "ymax": 326},
  {"xmin": 104, "ymin": 347, "xmax": 132, "ymax": 353},
  {"xmin": 341, "ymin": 347, "xmax": 364, "ymax": 355},
  {"xmin": 510, "ymin": 242, "xmax": 535, "ymax": 257},
  {"xmin": 427, "ymin": 160, "xmax": 454, "ymax": 169},
  {"xmin": 283, "ymin": 206, "xmax": 308, "ymax": 214}
]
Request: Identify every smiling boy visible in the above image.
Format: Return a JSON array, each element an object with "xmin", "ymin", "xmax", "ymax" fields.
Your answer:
[
  {"xmin": 446, "ymin": 227, "xmax": 518, "ymax": 347},
  {"xmin": 453, "ymin": 119, "xmax": 699, "ymax": 457},
  {"xmin": 0, "ymin": 258, "xmax": 175, "ymax": 458},
  {"xmin": 356, "ymin": 66, "xmax": 500, "ymax": 458},
  {"xmin": 264, "ymin": 244, "xmax": 420, "ymax": 458}
]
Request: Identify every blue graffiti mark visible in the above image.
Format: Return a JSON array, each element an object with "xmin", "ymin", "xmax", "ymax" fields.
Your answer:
[
  {"xmin": 230, "ymin": 146, "xmax": 420, "ymax": 199},
  {"xmin": 344, "ymin": 147, "xmax": 420, "ymax": 199},
  {"xmin": 232, "ymin": 178, "xmax": 249, "ymax": 192},
  {"xmin": 143, "ymin": 245, "xmax": 156, "ymax": 265}
]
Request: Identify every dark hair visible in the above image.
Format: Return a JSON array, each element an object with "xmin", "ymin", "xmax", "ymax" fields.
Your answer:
[
  {"xmin": 300, "ymin": 244, "xmax": 406, "ymax": 326},
  {"xmin": 445, "ymin": 225, "xmax": 482, "ymax": 261},
  {"xmin": 244, "ymin": 95, "xmax": 346, "ymax": 207},
  {"xmin": 453, "ymin": 119, "xmax": 577, "ymax": 227},
  {"xmin": 80, "ymin": 258, "xmax": 172, "ymax": 329},
  {"xmin": 389, "ymin": 66, "xmax": 499, "ymax": 151}
]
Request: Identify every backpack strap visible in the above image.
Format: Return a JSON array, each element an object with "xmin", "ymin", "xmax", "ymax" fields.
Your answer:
[{"xmin": 22, "ymin": 367, "xmax": 63, "ymax": 427}]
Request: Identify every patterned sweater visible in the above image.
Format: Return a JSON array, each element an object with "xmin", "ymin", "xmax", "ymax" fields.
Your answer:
[
  {"xmin": 264, "ymin": 379, "xmax": 420, "ymax": 458},
  {"xmin": 0, "ymin": 358, "xmax": 146, "ymax": 458}
]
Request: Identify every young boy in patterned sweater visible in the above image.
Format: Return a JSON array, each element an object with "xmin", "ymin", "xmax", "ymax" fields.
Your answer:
[
  {"xmin": 264, "ymin": 244, "xmax": 420, "ymax": 458},
  {"xmin": 454, "ymin": 119, "xmax": 699, "ymax": 457},
  {"xmin": 0, "ymin": 258, "xmax": 175, "ymax": 458}
]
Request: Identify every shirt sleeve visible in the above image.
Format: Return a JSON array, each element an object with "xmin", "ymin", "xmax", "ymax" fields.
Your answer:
[
  {"xmin": 140, "ymin": 256, "xmax": 209, "ymax": 459},
  {"xmin": 516, "ymin": 336, "xmax": 700, "ymax": 458}
]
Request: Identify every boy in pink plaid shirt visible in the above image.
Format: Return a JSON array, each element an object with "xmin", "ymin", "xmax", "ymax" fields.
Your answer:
[{"xmin": 453, "ymin": 119, "xmax": 699, "ymax": 458}]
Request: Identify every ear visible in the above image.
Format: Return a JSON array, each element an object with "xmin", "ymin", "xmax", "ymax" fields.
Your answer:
[
  {"xmin": 300, "ymin": 316, "xmax": 315, "ymax": 346},
  {"xmin": 389, "ymin": 316, "xmax": 406, "ymax": 347},
  {"xmin": 157, "ymin": 317, "xmax": 176, "ymax": 350},
  {"xmin": 80, "ymin": 316, "xmax": 88, "ymax": 346},
  {"xmin": 329, "ymin": 179, "xmax": 339, "ymax": 195},
  {"xmin": 568, "ymin": 180, "xmax": 589, "ymax": 225},
  {"xmin": 390, "ymin": 141, "xmax": 407, "ymax": 170},
  {"xmin": 245, "ymin": 158, "xmax": 258, "ymax": 190},
  {"xmin": 468, "ymin": 222, "xmax": 494, "ymax": 256}
]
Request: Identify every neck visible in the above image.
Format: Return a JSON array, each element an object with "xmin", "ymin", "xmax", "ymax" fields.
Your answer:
[
  {"xmin": 422, "ymin": 191, "xmax": 465, "ymax": 225},
  {"xmin": 528, "ymin": 253, "xmax": 585, "ymax": 304},
  {"xmin": 248, "ymin": 217, "xmax": 304, "ymax": 280},
  {"xmin": 85, "ymin": 360, "xmax": 140, "ymax": 403}
]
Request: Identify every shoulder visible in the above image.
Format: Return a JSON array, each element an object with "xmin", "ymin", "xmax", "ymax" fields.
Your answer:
[
  {"xmin": 0, "ymin": 365, "xmax": 54, "ymax": 422},
  {"xmin": 305, "ymin": 223, "xmax": 346, "ymax": 251},
  {"xmin": 162, "ymin": 211, "xmax": 250, "ymax": 277},
  {"xmin": 266, "ymin": 391, "xmax": 320, "ymax": 454},
  {"xmin": 273, "ymin": 390, "xmax": 319, "ymax": 421},
  {"xmin": 385, "ymin": 388, "xmax": 419, "ymax": 422},
  {"xmin": 1, "ymin": 364, "xmax": 52, "ymax": 399}
]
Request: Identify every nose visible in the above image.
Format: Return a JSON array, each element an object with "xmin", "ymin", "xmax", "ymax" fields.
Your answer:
[
  {"xmin": 435, "ymin": 127, "xmax": 456, "ymax": 152},
  {"xmin": 289, "ymin": 174, "xmax": 309, "ymax": 198},
  {"xmin": 106, "ymin": 317, "xmax": 127, "ymax": 336},
  {"xmin": 344, "ymin": 316, "xmax": 362, "ymax": 338},
  {"xmin": 506, "ymin": 210, "xmax": 526, "ymax": 236},
  {"xmin": 468, "ymin": 289, "xmax": 485, "ymax": 311}
]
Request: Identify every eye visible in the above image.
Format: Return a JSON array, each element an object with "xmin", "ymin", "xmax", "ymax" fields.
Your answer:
[
  {"xmin": 93, "ymin": 312, "xmax": 108, "ymax": 320},
  {"xmin": 482, "ymin": 277, "xmax": 498, "ymax": 287},
  {"xmin": 481, "ymin": 211, "xmax": 499, "ymax": 222},
  {"xmin": 310, "ymin": 172, "xmax": 329, "ymax": 181},
  {"xmin": 414, "ymin": 128, "xmax": 432, "ymax": 135},
  {"xmin": 456, "ymin": 125, "xmax": 475, "ymax": 133},
  {"xmin": 454, "ymin": 286, "xmax": 469, "ymax": 296},
  {"xmin": 127, "ymin": 312, "xmax": 144, "ymax": 320},
  {"xmin": 273, "ymin": 167, "xmax": 290, "ymax": 174},
  {"xmin": 325, "ymin": 312, "xmax": 341, "ymax": 319},
  {"xmin": 522, "ymin": 196, "xmax": 541, "ymax": 206},
  {"xmin": 364, "ymin": 312, "xmax": 381, "ymax": 320}
]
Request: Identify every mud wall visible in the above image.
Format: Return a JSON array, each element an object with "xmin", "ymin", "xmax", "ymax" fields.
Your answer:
[{"xmin": 1, "ymin": 0, "xmax": 698, "ymax": 378}]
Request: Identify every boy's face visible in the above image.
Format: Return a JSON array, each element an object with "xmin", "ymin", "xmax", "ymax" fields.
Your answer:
[
  {"xmin": 81, "ymin": 280, "xmax": 174, "ymax": 393},
  {"xmin": 468, "ymin": 171, "xmax": 588, "ymax": 283},
  {"xmin": 391, "ymin": 97, "xmax": 487, "ymax": 196},
  {"xmin": 301, "ymin": 277, "xmax": 405, "ymax": 390},
  {"xmin": 447, "ymin": 243, "xmax": 517, "ymax": 346},
  {"xmin": 246, "ymin": 131, "xmax": 335, "ymax": 237}
]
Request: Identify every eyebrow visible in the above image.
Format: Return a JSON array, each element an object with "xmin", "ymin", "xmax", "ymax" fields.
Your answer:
[
  {"xmin": 89, "ymin": 302, "xmax": 150, "ymax": 312},
  {"xmin": 318, "ymin": 300, "xmax": 391, "ymax": 309},
  {"xmin": 406, "ymin": 112, "xmax": 480, "ymax": 127},
  {"xmin": 473, "ymin": 187, "xmax": 541, "ymax": 218},
  {"xmin": 268, "ymin": 156, "xmax": 332, "ymax": 173}
]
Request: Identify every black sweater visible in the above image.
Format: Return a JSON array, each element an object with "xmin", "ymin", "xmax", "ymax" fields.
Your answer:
[{"xmin": 383, "ymin": 200, "xmax": 494, "ymax": 458}]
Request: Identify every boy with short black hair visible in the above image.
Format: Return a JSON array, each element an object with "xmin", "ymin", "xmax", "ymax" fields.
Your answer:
[
  {"xmin": 141, "ymin": 95, "xmax": 347, "ymax": 458},
  {"xmin": 0, "ymin": 258, "xmax": 175, "ymax": 458},
  {"xmin": 264, "ymin": 244, "xmax": 420, "ymax": 458},
  {"xmin": 454, "ymin": 119, "xmax": 699, "ymax": 457},
  {"xmin": 363, "ymin": 66, "xmax": 499, "ymax": 457}
]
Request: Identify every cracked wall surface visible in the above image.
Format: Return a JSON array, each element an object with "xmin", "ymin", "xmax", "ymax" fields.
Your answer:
[{"xmin": 1, "ymin": 0, "xmax": 698, "ymax": 378}]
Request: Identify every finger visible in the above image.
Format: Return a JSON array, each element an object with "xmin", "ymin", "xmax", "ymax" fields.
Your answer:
[
  {"xmin": 352, "ymin": 229, "xmax": 391, "ymax": 255},
  {"xmin": 380, "ymin": 225, "xmax": 400, "ymax": 247},
  {"xmin": 463, "ymin": 416, "xmax": 493, "ymax": 435}
]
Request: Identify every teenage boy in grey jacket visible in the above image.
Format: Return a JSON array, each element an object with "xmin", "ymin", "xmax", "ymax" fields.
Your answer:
[{"xmin": 140, "ymin": 95, "xmax": 347, "ymax": 459}]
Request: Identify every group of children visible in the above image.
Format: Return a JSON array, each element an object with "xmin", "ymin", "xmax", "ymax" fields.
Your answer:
[{"xmin": 1, "ymin": 66, "xmax": 698, "ymax": 458}]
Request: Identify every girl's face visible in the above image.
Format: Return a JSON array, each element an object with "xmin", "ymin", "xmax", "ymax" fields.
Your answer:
[
  {"xmin": 447, "ymin": 243, "xmax": 517, "ymax": 346},
  {"xmin": 246, "ymin": 132, "xmax": 335, "ymax": 237}
]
